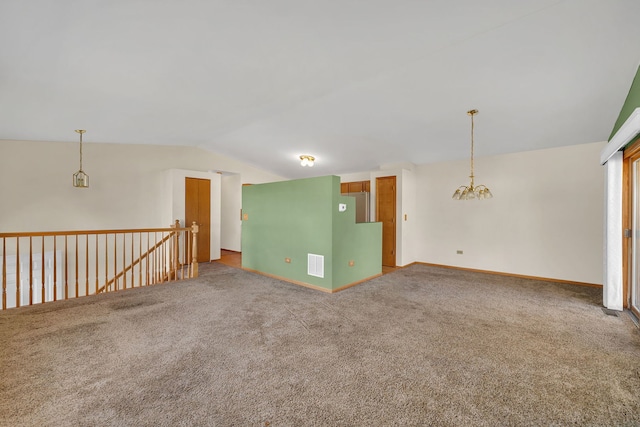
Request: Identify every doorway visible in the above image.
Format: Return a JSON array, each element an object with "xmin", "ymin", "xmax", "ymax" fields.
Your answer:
[
  {"xmin": 376, "ymin": 176, "xmax": 396, "ymax": 267},
  {"xmin": 185, "ymin": 177, "xmax": 211, "ymax": 263},
  {"xmin": 623, "ymin": 138, "xmax": 640, "ymax": 317}
]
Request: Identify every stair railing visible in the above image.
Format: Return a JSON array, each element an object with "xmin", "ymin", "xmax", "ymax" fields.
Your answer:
[{"xmin": 0, "ymin": 221, "xmax": 199, "ymax": 310}]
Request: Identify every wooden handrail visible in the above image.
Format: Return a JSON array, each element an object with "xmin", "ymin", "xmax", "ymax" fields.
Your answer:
[
  {"xmin": 0, "ymin": 227, "xmax": 190, "ymax": 238},
  {"xmin": 1, "ymin": 221, "xmax": 198, "ymax": 310}
]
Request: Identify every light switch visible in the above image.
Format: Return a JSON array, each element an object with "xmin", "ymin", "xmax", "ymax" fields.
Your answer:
[{"xmin": 338, "ymin": 203, "xmax": 347, "ymax": 212}]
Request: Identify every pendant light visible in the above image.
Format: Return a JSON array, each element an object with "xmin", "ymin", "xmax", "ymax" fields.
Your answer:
[
  {"xmin": 73, "ymin": 129, "xmax": 89, "ymax": 188},
  {"xmin": 452, "ymin": 110, "xmax": 492, "ymax": 200}
]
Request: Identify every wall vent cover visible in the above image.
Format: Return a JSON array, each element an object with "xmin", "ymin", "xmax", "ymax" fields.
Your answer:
[{"xmin": 307, "ymin": 254, "xmax": 324, "ymax": 278}]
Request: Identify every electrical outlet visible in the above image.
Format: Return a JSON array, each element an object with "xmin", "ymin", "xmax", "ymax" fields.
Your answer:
[{"xmin": 456, "ymin": 250, "xmax": 463, "ymax": 255}]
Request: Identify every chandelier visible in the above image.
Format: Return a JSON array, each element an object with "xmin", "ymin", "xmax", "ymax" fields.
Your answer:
[
  {"xmin": 73, "ymin": 129, "xmax": 89, "ymax": 188},
  {"xmin": 452, "ymin": 110, "xmax": 492, "ymax": 200}
]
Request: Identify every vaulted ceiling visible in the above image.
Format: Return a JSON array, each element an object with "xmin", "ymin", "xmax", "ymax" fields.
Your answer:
[{"xmin": 1, "ymin": 0, "xmax": 639, "ymax": 179}]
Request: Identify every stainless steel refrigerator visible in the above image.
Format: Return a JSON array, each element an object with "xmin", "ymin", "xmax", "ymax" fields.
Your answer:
[{"xmin": 346, "ymin": 192, "xmax": 370, "ymax": 223}]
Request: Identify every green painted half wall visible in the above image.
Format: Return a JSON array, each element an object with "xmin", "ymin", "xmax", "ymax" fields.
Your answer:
[
  {"xmin": 610, "ymin": 64, "xmax": 640, "ymax": 139},
  {"xmin": 241, "ymin": 175, "xmax": 382, "ymax": 291}
]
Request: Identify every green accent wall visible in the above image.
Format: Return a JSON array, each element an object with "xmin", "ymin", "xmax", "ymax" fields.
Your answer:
[
  {"xmin": 610, "ymin": 65, "xmax": 640, "ymax": 139},
  {"xmin": 241, "ymin": 175, "xmax": 382, "ymax": 291}
]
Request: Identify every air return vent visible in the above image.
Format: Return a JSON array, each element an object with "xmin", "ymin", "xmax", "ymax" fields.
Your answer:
[{"xmin": 307, "ymin": 254, "xmax": 324, "ymax": 278}]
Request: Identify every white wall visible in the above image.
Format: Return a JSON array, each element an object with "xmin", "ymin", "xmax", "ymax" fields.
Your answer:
[
  {"xmin": 340, "ymin": 167, "xmax": 417, "ymax": 267},
  {"xmin": 221, "ymin": 174, "xmax": 242, "ymax": 251},
  {"xmin": 603, "ymin": 152, "xmax": 623, "ymax": 309},
  {"xmin": 338, "ymin": 171, "xmax": 371, "ymax": 183},
  {"xmin": 0, "ymin": 140, "xmax": 283, "ymax": 236},
  {"xmin": 401, "ymin": 168, "xmax": 417, "ymax": 266},
  {"xmin": 167, "ymin": 169, "xmax": 222, "ymax": 261},
  {"xmin": 369, "ymin": 168, "xmax": 417, "ymax": 267},
  {"xmin": 2, "ymin": 138, "xmax": 604, "ymax": 283},
  {"xmin": 414, "ymin": 141, "xmax": 606, "ymax": 284}
]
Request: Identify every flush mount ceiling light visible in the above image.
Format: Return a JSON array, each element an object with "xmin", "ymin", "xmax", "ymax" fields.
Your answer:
[
  {"xmin": 300, "ymin": 155, "xmax": 315, "ymax": 167},
  {"xmin": 452, "ymin": 110, "xmax": 493, "ymax": 200},
  {"xmin": 73, "ymin": 129, "xmax": 89, "ymax": 188}
]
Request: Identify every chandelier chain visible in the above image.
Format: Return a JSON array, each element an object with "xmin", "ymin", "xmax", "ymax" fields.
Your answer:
[
  {"xmin": 75, "ymin": 129, "xmax": 86, "ymax": 172},
  {"xmin": 73, "ymin": 129, "xmax": 89, "ymax": 188},
  {"xmin": 470, "ymin": 111, "xmax": 475, "ymax": 186},
  {"xmin": 79, "ymin": 131, "xmax": 83, "ymax": 171}
]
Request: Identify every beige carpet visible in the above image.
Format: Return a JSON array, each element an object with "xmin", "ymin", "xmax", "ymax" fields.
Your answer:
[{"xmin": 1, "ymin": 263, "xmax": 639, "ymax": 426}]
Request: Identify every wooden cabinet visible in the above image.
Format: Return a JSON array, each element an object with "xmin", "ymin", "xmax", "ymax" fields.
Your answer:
[
  {"xmin": 340, "ymin": 180, "xmax": 371, "ymax": 194},
  {"xmin": 348, "ymin": 182, "xmax": 363, "ymax": 193}
]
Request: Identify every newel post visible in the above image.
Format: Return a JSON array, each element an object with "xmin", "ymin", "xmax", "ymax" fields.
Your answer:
[
  {"xmin": 171, "ymin": 220, "xmax": 180, "ymax": 280},
  {"xmin": 191, "ymin": 221, "xmax": 199, "ymax": 278}
]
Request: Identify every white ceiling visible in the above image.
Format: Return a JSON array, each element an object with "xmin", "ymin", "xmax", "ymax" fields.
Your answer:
[{"xmin": 1, "ymin": 0, "xmax": 639, "ymax": 179}]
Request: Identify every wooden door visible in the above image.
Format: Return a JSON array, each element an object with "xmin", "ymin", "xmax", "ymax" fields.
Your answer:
[
  {"xmin": 185, "ymin": 177, "xmax": 211, "ymax": 263},
  {"xmin": 376, "ymin": 176, "xmax": 396, "ymax": 267}
]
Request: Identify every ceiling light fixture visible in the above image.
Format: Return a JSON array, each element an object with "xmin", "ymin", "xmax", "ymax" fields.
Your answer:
[
  {"xmin": 73, "ymin": 129, "xmax": 89, "ymax": 188},
  {"xmin": 452, "ymin": 110, "xmax": 492, "ymax": 200},
  {"xmin": 300, "ymin": 155, "xmax": 315, "ymax": 167}
]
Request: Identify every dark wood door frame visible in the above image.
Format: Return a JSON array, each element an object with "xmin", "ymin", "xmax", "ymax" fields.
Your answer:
[
  {"xmin": 376, "ymin": 176, "xmax": 397, "ymax": 267},
  {"xmin": 185, "ymin": 177, "xmax": 211, "ymax": 263},
  {"xmin": 623, "ymin": 137, "xmax": 640, "ymax": 314}
]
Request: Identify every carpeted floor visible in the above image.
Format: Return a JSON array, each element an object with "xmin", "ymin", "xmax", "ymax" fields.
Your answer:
[{"xmin": 1, "ymin": 263, "xmax": 639, "ymax": 426}]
